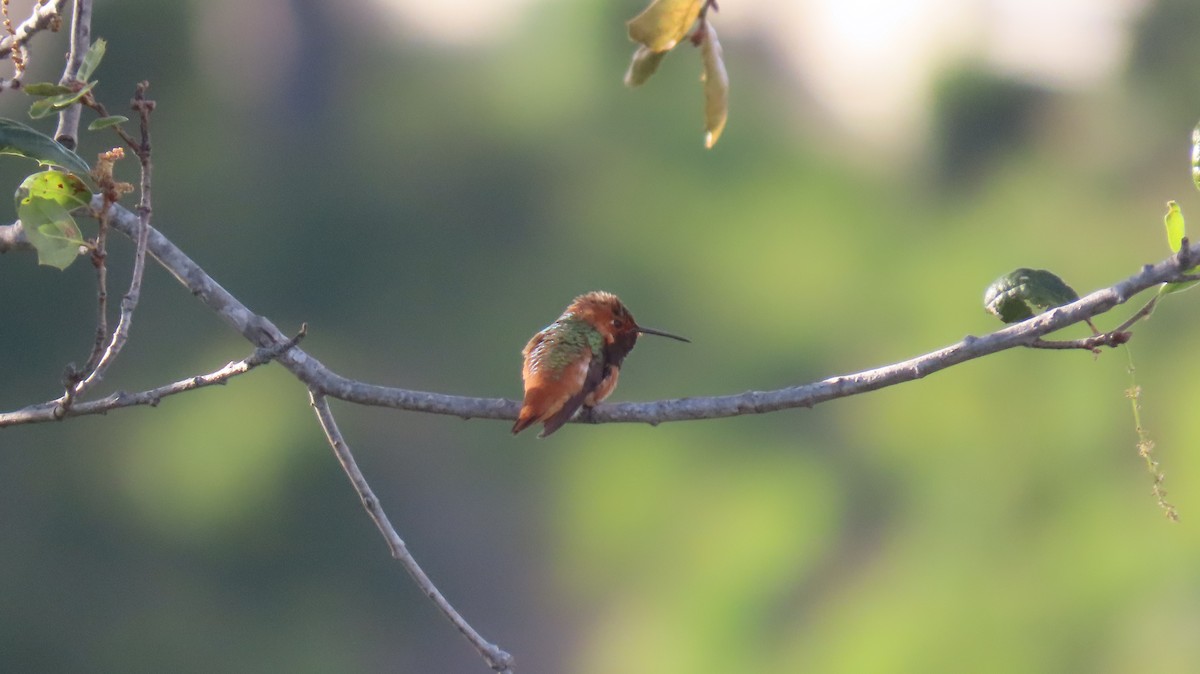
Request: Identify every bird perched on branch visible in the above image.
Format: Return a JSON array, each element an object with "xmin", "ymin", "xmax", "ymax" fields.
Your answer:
[{"xmin": 512, "ymin": 291, "xmax": 689, "ymax": 438}]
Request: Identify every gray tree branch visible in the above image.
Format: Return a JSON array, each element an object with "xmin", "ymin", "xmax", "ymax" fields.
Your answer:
[
  {"xmin": 52, "ymin": 0, "xmax": 90, "ymax": 149},
  {"xmin": 310, "ymin": 393, "xmax": 514, "ymax": 673},
  {"xmin": 0, "ymin": 0, "xmax": 69, "ymax": 90},
  {"xmin": 2, "ymin": 205, "xmax": 1196, "ymax": 430},
  {"xmin": 0, "ymin": 218, "xmax": 29, "ymax": 252},
  {"xmin": 0, "ymin": 327, "xmax": 304, "ymax": 426},
  {"xmin": 0, "ymin": 0, "xmax": 68, "ymax": 57}
]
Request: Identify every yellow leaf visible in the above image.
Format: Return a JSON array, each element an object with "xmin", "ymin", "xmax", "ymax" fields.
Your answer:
[
  {"xmin": 700, "ymin": 21, "xmax": 728, "ymax": 148},
  {"xmin": 625, "ymin": 46, "xmax": 669, "ymax": 88},
  {"xmin": 627, "ymin": 0, "xmax": 704, "ymax": 52}
]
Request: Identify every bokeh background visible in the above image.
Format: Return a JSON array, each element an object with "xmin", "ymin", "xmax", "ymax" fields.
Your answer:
[{"xmin": 3, "ymin": 0, "xmax": 1200, "ymax": 671}]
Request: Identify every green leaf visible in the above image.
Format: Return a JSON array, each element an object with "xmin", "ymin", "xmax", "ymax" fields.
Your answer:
[
  {"xmin": 27, "ymin": 80, "xmax": 97, "ymax": 119},
  {"xmin": 983, "ymin": 268, "xmax": 1080, "ymax": 323},
  {"xmin": 22, "ymin": 82, "xmax": 74, "ymax": 97},
  {"xmin": 15, "ymin": 170, "xmax": 92, "ymax": 211},
  {"xmin": 627, "ymin": 0, "xmax": 704, "ymax": 52},
  {"xmin": 624, "ymin": 45, "xmax": 669, "ymax": 88},
  {"xmin": 1164, "ymin": 200, "xmax": 1185, "ymax": 252},
  {"xmin": 699, "ymin": 21, "xmax": 728, "ymax": 149},
  {"xmin": 1161, "ymin": 200, "xmax": 1199, "ymax": 293},
  {"xmin": 15, "ymin": 171, "xmax": 91, "ymax": 270},
  {"xmin": 1193, "ymin": 121, "xmax": 1200, "ymax": 193},
  {"xmin": 1160, "ymin": 200, "xmax": 1200, "ymax": 294},
  {"xmin": 76, "ymin": 38, "xmax": 106, "ymax": 83},
  {"xmin": 27, "ymin": 98, "xmax": 56, "ymax": 120},
  {"xmin": 18, "ymin": 196, "xmax": 84, "ymax": 269},
  {"xmin": 0, "ymin": 118, "xmax": 92, "ymax": 178},
  {"xmin": 54, "ymin": 79, "xmax": 96, "ymax": 107},
  {"xmin": 87, "ymin": 115, "xmax": 128, "ymax": 131}
]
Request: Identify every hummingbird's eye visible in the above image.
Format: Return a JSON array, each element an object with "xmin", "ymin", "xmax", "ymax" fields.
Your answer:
[{"xmin": 612, "ymin": 318, "xmax": 624, "ymax": 329}]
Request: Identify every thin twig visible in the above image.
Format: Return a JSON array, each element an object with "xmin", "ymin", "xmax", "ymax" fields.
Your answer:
[
  {"xmin": 309, "ymin": 393, "xmax": 515, "ymax": 673},
  {"xmin": 81, "ymin": 96, "xmax": 140, "ymax": 150},
  {"xmin": 1028, "ymin": 331, "xmax": 1131, "ymax": 351},
  {"xmin": 690, "ymin": 0, "xmax": 719, "ymax": 45},
  {"xmin": 76, "ymin": 145, "xmax": 134, "ymax": 382},
  {"xmin": 57, "ymin": 83, "xmax": 155, "ymax": 412},
  {"xmin": 80, "ymin": 91, "xmax": 142, "ymax": 154},
  {"xmin": 81, "ymin": 208, "xmax": 109, "ymax": 374},
  {"xmin": 53, "ymin": 0, "xmax": 90, "ymax": 149},
  {"xmin": 1110, "ymin": 293, "xmax": 1160, "ymax": 334},
  {"xmin": 0, "ymin": 328, "xmax": 305, "ymax": 426}
]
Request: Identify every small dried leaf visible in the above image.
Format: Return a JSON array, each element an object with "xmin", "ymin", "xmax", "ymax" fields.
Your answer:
[
  {"xmin": 699, "ymin": 21, "xmax": 728, "ymax": 149},
  {"xmin": 625, "ymin": 46, "xmax": 669, "ymax": 88},
  {"xmin": 627, "ymin": 0, "xmax": 704, "ymax": 52}
]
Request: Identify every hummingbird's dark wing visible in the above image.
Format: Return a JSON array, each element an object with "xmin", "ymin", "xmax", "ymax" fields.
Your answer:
[{"xmin": 539, "ymin": 350, "xmax": 606, "ymax": 437}]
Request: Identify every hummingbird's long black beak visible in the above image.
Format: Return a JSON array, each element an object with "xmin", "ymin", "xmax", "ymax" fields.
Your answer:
[{"xmin": 637, "ymin": 326, "xmax": 691, "ymax": 343}]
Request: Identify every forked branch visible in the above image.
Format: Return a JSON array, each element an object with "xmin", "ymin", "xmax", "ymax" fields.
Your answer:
[
  {"xmin": 310, "ymin": 394, "xmax": 514, "ymax": 673},
  {"xmin": 57, "ymin": 82, "xmax": 156, "ymax": 412}
]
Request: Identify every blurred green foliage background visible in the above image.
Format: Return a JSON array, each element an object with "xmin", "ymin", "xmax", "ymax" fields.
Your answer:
[{"xmin": 3, "ymin": 0, "xmax": 1200, "ymax": 672}]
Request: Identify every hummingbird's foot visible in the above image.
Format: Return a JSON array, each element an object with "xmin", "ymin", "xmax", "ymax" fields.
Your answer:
[{"xmin": 576, "ymin": 406, "xmax": 598, "ymax": 425}]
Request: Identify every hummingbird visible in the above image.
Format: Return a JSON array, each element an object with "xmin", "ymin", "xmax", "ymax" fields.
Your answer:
[{"xmin": 512, "ymin": 291, "xmax": 690, "ymax": 438}]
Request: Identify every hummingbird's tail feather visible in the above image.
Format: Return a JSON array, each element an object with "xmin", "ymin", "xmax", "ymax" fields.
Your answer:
[
  {"xmin": 512, "ymin": 387, "xmax": 564, "ymax": 436},
  {"xmin": 512, "ymin": 407, "xmax": 539, "ymax": 435},
  {"xmin": 539, "ymin": 390, "xmax": 590, "ymax": 438}
]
